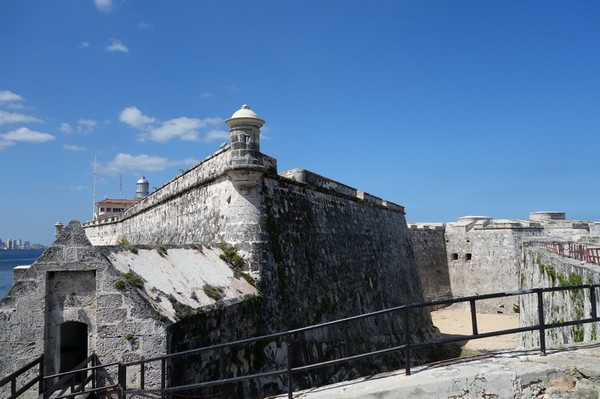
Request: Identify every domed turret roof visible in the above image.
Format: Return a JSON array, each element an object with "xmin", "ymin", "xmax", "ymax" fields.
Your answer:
[
  {"xmin": 225, "ymin": 104, "xmax": 265, "ymax": 128},
  {"xmin": 137, "ymin": 176, "xmax": 148, "ymax": 184}
]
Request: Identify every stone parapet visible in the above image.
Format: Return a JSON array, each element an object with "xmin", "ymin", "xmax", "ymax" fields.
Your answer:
[{"xmin": 280, "ymin": 168, "xmax": 404, "ymax": 213}]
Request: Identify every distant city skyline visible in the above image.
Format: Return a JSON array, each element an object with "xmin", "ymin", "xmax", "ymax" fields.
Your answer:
[
  {"xmin": 0, "ymin": 237, "xmax": 45, "ymax": 250},
  {"xmin": 1, "ymin": 1, "xmax": 599, "ymax": 246}
]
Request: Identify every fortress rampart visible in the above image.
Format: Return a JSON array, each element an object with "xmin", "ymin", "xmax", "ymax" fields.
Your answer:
[
  {"xmin": 410, "ymin": 216, "xmax": 598, "ymax": 313},
  {"xmin": 520, "ymin": 245, "xmax": 600, "ymax": 348},
  {"xmin": 71, "ymin": 105, "xmax": 437, "ymax": 396}
]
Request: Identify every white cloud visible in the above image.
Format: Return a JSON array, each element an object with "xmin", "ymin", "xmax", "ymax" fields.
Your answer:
[
  {"xmin": 79, "ymin": 42, "xmax": 91, "ymax": 49},
  {"xmin": 77, "ymin": 118, "xmax": 97, "ymax": 133},
  {"xmin": 0, "ymin": 127, "xmax": 55, "ymax": 143},
  {"xmin": 59, "ymin": 123, "xmax": 74, "ymax": 134},
  {"xmin": 0, "ymin": 110, "xmax": 41, "ymax": 125},
  {"xmin": 119, "ymin": 106, "xmax": 222, "ymax": 143},
  {"xmin": 120, "ymin": 107, "xmax": 156, "ymax": 129},
  {"xmin": 0, "ymin": 140, "xmax": 14, "ymax": 150},
  {"xmin": 64, "ymin": 144, "xmax": 87, "ymax": 152},
  {"xmin": 94, "ymin": 0, "xmax": 113, "ymax": 12},
  {"xmin": 59, "ymin": 119, "xmax": 97, "ymax": 134},
  {"xmin": 200, "ymin": 92, "xmax": 214, "ymax": 98},
  {"xmin": 137, "ymin": 22, "xmax": 153, "ymax": 30},
  {"xmin": 147, "ymin": 117, "xmax": 204, "ymax": 142},
  {"xmin": 106, "ymin": 39, "xmax": 128, "ymax": 53},
  {"xmin": 0, "ymin": 90, "xmax": 23, "ymax": 104},
  {"xmin": 203, "ymin": 129, "xmax": 229, "ymax": 143},
  {"xmin": 99, "ymin": 153, "xmax": 196, "ymax": 175}
]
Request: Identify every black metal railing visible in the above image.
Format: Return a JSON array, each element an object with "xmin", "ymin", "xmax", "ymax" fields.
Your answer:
[
  {"xmin": 3, "ymin": 283, "xmax": 600, "ymax": 399},
  {"xmin": 0, "ymin": 355, "xmax": 43, "ymax": 399},
  {"xmin": 42, "ymin": 353, "xmax": 120, "ymax": 399},
  {"xmin": 527, "ymin": 241, "xmax": 600, "ymax": 265},
  {"xmin": 118, "ymin": 283, "xmax": 600, "ymax": 399}
]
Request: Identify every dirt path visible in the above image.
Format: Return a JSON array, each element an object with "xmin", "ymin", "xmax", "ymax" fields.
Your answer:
[{"xmin": 430, "ymin": 305, "xmax": 519, "ymax": 354}]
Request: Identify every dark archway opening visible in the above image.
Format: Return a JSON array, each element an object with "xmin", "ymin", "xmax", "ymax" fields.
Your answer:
[{"xmin": 59, "ymin": 321, "xmax": 88, "ymax": 378}]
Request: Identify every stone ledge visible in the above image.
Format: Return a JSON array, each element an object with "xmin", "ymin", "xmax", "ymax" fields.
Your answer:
[{"xmin": 283, "ymin": 343, "xmax": 600, "ymax": 398}]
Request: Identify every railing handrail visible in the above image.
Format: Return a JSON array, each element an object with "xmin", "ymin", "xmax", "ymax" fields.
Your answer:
[
  {"xmin": 120, "ymin": 284, "xmax": 597, "ymax": 367},
  {"xmin": 526, "ymin": 240, "xmax": 600, "ymax": 265},
  {"xmin": 120, "ymin": 283, "xmax": 600, "ymax": 398},
  {"xmin": 0, "ymin": 355, "xmax": 43, "ymax": 399}
]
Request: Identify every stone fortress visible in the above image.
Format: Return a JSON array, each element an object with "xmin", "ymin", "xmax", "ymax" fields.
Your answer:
[
  {"xmin": 1, "ymin": 104, "xmax": 599, "ymax": 398},
  {"xmin": 411, "ymin": 211, "xmax": 600, "ymax": 311}
]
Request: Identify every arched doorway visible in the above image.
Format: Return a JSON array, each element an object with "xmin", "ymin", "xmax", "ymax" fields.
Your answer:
[{"xmin": 59, "ymin": 321, "xmax": 88, "ymax": 374}]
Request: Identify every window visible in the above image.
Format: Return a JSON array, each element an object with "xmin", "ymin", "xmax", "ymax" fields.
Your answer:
[
  {"xmin": 451, "ymin": 253, "xmax": 459, "ymax": 261},
  {"xmin": 465, "ymin": 253, "xmax": 472, "ymax": 261}
]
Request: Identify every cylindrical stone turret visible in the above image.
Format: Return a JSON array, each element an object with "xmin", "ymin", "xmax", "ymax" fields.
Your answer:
[
  {"xmin": 54, "ymin": 220, "xmax": 64, "ymax": 238},
  {"xmin": 136, "ymin": 176, "xmax": 149, "ymax": 199},
  {"xmin": 225, "ymin": 104, "xmax": 265, "ymax": 167}
]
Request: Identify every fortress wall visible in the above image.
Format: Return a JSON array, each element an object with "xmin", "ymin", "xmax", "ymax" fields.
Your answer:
[
  {"xmin": 520, "ymin": 247, "xmax": 600, "ymax": 348},
  {"xmin": 84, "ymin": 176, "xmax": 232, "ymax": 245},
  {"xmin": 84, "ymin": 152, "xmax": 271, "ymax": 271},
  {"xmin": 84, "ymin": 149, "xmax": 232, "ymax": 244},
  {"xmin": 166, "ymin": 175, "xmax": 439, "ymax": 397},
  {"xmin": 445, "ymin": 225, "xmax": 543, "ymax": 312},
  {"xmin": 408, "ymin": 224, "xmax": 451, "ymax": 302},
  {"xmin": 260, "ymin": 175, "xmax": 435, "ymax": 338}
]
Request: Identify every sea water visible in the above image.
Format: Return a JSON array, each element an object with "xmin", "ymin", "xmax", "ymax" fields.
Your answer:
[{"xmin": 0, "ymin": 248, "xmax": 44, "ymax": 299}]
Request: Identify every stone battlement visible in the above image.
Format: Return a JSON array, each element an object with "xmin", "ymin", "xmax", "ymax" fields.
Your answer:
[
  {"xmin": 280, "ymin": 168, "xmax": 404, "ymax": 213},
  {"xmin": 407, "ymin": 223, "xmax": 445, "ymax": 231}
]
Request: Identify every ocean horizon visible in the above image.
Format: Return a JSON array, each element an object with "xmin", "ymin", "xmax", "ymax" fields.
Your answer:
[{"xmin": 0, "ymin": 248, "xmax": 44, "ymax": 299}]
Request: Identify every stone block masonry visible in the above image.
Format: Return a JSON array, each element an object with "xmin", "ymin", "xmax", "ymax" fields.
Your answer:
[
  {"xmin": 520, "ymin": 246, "xmax": 600, "ymax": 348},
  {"xmin": 407, "ymin": 224, "xmax": 451, "ymax": 302}
]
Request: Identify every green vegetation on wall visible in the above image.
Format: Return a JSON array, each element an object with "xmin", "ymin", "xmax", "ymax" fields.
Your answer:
[
  {"xmin": 219, "ymin": 242, "xmax": 256, "ymax": 286},
  {"xmin": 122, "ymin": 271, "xmax": 144, "ymax": 289}
]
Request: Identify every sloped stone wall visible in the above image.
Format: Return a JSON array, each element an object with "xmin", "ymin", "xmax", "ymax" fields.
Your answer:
[
  {"xmin": 408, "ymin": 224, "xmax": 451, "ymax": 302},
  {"xmin": 519, "ymin": 247, "xmax": 600, "ymax": 349}
]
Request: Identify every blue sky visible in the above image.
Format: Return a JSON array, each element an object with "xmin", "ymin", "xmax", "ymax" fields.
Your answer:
[{"xmin": 1, "ymin": 1, "xmax": 599, "ymax": 246}]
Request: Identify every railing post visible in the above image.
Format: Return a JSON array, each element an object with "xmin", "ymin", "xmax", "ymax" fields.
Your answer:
[
  {"xmin": 39, "ymin": 355, "xmax": 44, "ymax": 396},
  {"xmin": 119, "ymin": 363, "xmax": 127, "ymax": 399},
  {"xmin": 92, "ymin": 353, "xmax": 97, "ymax": 391},
  {"xmin": 404, "ymin": 307, "xmax": 411, "ymax": 376},
  {"xmin": 469, "ymin": 299, "xmax": 478, "ymax": 335},
  {"xmin": 591, "ymin": 285, "xmax": 597, "ymax": 319},
  {"xmin": 161, "ymin": 357, "xmax": 166, "ymax": 399},
  {"xmin": 287, "ymin": 332, "xmax": 294, "ymax": 399},
  {"xmin": 537, "ymin": 289, "xmax": 546, "ymax": 355}
]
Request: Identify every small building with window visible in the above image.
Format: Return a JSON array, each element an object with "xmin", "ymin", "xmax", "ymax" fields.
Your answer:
[{"xmin": 95, "ymin": 198, "xmax": 140, "ymax": 220}]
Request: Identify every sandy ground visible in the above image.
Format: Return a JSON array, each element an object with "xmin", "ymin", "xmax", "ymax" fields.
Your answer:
[{"xmin": 430, "ymin": 305, "xmax": 519, "ymax": 354}]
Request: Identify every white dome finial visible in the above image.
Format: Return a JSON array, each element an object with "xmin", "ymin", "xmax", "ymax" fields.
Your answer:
[{"xmin": 225, "ymin": 104, "xmax": 265, "ymax": 128}]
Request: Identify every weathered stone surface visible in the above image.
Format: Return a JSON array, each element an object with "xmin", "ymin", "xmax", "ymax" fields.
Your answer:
[
  {"xmin": 0, "ymin": 221, "xmax": 169, "ymax": 399},
  {"xmin": 520, "ymin": 247, "xmax": 600, "ymax": 348},
  {"xmin": 412, "ymin": 216, "xmax": 597, "ymax": 313},
  {"xmin": 280, "ymin": 345, "xmax": 600, "ymax": 399}
]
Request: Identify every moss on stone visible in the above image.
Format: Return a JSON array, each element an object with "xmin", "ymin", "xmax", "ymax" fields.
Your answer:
[
  {"xmin": 203, "ymin": 284, "xmax": 224, "ymax": 301},
  {"xmin": 122, "ymin": 271, "xmax": 144, "ymax": 289}
]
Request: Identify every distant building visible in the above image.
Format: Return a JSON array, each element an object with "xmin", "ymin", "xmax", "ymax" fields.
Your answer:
[
  {"xmin": 95, "ymin": 198, "xmax": 141, "ymax": 221},
  {"xmin": 94, "ymin": 177, "xmax": 150, "ymax": 221}
]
